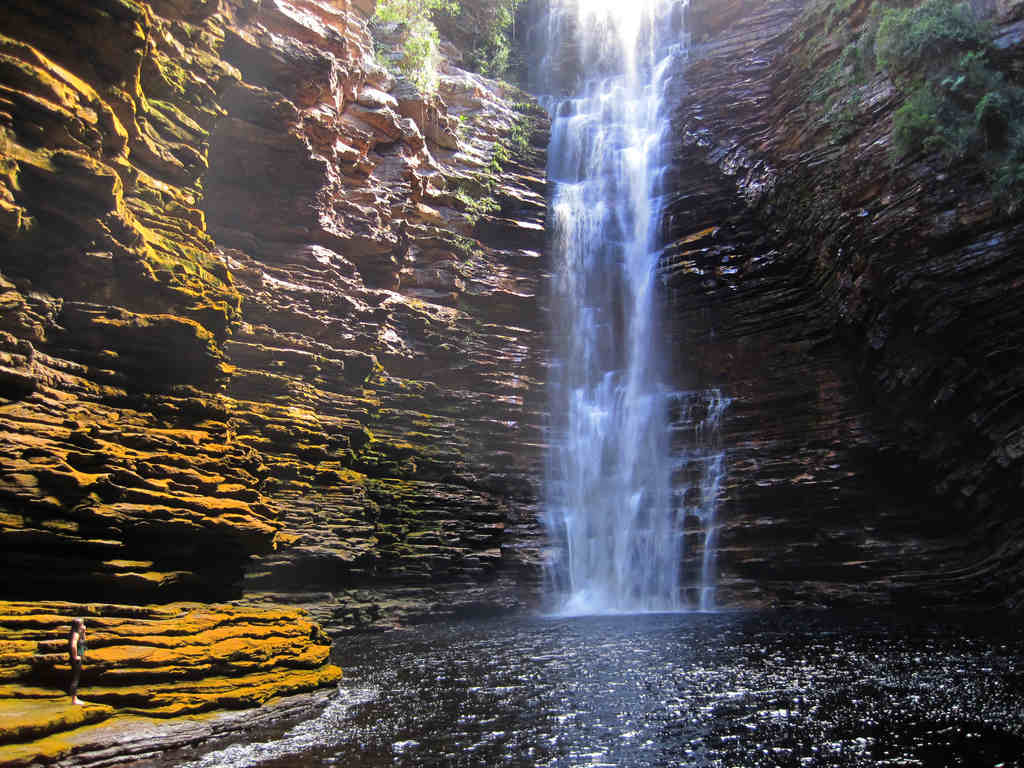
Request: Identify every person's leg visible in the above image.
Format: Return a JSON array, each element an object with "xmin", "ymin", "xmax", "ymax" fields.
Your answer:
[{"xmin": 70, "ymin": 662, "xmax": 82, "ymax": 704}]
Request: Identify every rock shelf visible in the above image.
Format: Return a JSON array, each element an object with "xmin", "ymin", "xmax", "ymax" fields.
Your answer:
[{"xmin": 0, "ymin": 600, "xmax": 340, "ymax": 765}]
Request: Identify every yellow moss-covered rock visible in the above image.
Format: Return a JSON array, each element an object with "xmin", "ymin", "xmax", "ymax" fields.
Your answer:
[
  {"xmin": 0, "ymin": 389, "xmax": 280, "ymax": 599},
  {"xmin": 0, "ymin": 600, "xmax": 340, "ymax": 760},
  {"xmin": 0, "ymin": 0, "xmax": 548, "ymax": 635},
  {"xmin": 0, "ymin": 4, "xmax": 241, "ymax": 320},
  {"xmin": 0, "ymin": 698, "xmax": 114, "ymax": 746}
]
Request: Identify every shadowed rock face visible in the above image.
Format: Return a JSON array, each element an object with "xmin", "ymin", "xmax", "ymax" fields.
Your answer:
[
  {"xmin": 0, "ymin": 0, "xmax": 549, "ymax": 623},
  {"xmin": 663, "ymin": 0, "xmax": 1024, "ymax": 611}
]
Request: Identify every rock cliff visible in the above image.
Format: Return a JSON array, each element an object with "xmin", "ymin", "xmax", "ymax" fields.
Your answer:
[
  {"xmin": 0, "ymin": 0, "xmax": 547, "ymax": 757},
  {"xmin": 2, "ymin": 0, "xmax": 1022, "ymax": 750},
  {"xmin": 0, "ymin": 0, "xmax": 549, "ymax": 625},
  {"xmin": 663, "ymin": 0, "xmax": 1024, "ymax": 610}
]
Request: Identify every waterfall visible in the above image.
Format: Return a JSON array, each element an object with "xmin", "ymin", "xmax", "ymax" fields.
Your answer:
[
  {"xmin": 670, "ymin": 389, "xmax": 730, "ymax": 612},
  {"xmin": 534, "ymin": 0, "xmax": 728, "ymax": 614}
]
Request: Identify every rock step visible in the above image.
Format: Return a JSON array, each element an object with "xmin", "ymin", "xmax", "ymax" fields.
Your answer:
[
  {"xmin": 0, "ymin": 600, "xmax": 339, "ymax": 761},
  {"xmin": 0, "ymin": 699, "xmax": 114, "ymax": 748}
]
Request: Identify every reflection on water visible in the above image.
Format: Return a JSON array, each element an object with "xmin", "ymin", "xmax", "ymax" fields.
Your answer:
[{"xmin": 178, "ymin": 612, "xmax": 1024, "ymax": 768}]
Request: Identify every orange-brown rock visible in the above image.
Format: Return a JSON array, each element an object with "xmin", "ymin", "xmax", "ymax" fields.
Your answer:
[
  {"xmin": 0, "ymin": 600, "xmax": 339, "ymax": 765},
  {"xmin": 0, "ymin": 0, "xmax": 549, "ymax": 626}
]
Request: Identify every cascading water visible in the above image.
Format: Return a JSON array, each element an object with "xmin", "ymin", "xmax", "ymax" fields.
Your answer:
[
  {"xmin": 669, "ymin": 388, "xmax": 730, "ymax": 612},
  {"xmin": 536, "ymin": 0, "xmax": 728, "ymax": 614}
]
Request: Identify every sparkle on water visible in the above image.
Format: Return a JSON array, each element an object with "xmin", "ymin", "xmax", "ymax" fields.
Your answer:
[{"xmin": 168, "ymin": 612, "xmax": 1024, "ymax": 768}]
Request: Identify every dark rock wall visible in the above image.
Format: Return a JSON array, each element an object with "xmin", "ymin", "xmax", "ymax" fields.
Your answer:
[
  {"xmin": 0, "ymin": 0, "xmax": 549, "ymax": 625},
  {"xmin": 664, "ymin": 0, "xmax": 1024, "ymax": 610}
]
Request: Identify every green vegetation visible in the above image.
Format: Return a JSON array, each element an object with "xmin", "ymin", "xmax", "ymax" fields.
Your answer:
[
  {"xmin": 874, "ymin": 0, "xmax": 990, "ymax": 75},
  {"xmin": 460, "ymin": 0, "xmax": 525, "ymax": 81},
  {"xmin": 374, "ymin": 0, "xmax": 526, "ymax": 90},
  {"xmin": 798, "ymin": 0, "xmax": 1024, "ymax": 211},
  {"xmin": 454, "ymin": 186, "xmax": 500, "ymax": 224},
  {"xmin": 876, "ymin": 0, "xmax": 1024, "ymax": 209},
  {"xmin": 806, "ymin": 3, "xmax": 882, "ymax": 104},
  {"xmin": 452, "ymin": 232, "xmax": 485, "ymax": 266},
  {"xmin": 453, "ymin": 106, "xmax": 537, "ymax": 226},
  {"xmin": 374, "ymin": 0, "xmax": 459, "ymax": 93},
  {"xmin": 504, "ymin": 102, "xmax": 535, "ymax": 157}
]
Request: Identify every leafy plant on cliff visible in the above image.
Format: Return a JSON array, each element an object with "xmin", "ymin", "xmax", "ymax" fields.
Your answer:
[
  {"xmin": 506, "ymin": 103, "xmax": 536, "ymax": 157},
  {"xmin": 798, "ymin": 0, "xmax": 885, "ymax": 144},
  {"xmin": 798, "ymin": 0, "xmax": 1024, "ymax": 211},
  {"xmin": 453, "ymin": 148, "xmax": 503, "ymax": 226},
  {"xmin": 875, "ymin": 0, "xmax": 1024, "ymax": 209},
  {"xmin": 453, "ymin": 106, "xmax": 537, "ymax": 225},
  {"xmin": 455, "ymin": 185, "xmax": 501, "ymax": 224},
  {"xmin": 464, "ymin": 0, "xmax": 525, "ymax": 81},
  {"xmin": 425, "ymin": 0, "xmax": 525, "ymax": 82},
  {"xmin": 374, "ymin": 0, "xmax": 459, "ymax": 93},
  {"xmin": 874, "ymin": 0, "xmax": 990, "ymax": 75},
  {"xmin": 807, "ymin": 1, "xmax": 883, "ymax": 100},
  {"xmin": 452, "ymin": 232, "xmax": 486, "ymax": 267},
  {"xmin": 993, "ymin": 128, "xmax": 1024, "ymax": 206}
]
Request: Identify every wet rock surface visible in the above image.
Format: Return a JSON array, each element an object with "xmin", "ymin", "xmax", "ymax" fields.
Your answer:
[
  {"xmin": 663, "ymin": 0, "xmax": 1024, "ymax": 610},
  {"xmin": 0, "ymin": 689, "xmax": 337, "ymax": 768}
]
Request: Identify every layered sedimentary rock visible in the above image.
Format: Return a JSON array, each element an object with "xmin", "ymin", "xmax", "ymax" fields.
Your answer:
[
  {"xmin": 0, "ymin": 600, "xmax": 339, "ymax": 764},
  {"xmin": 3, "ymin": 0, "xmax": 1022, "ymax": 645},
  {"xmin": 0, "ymin": 689, "xmax": 335, "ymax": 768},
  {"xmin": 662, "ymin": 0, "xmax": 1024, "ymax": 610},
  {"xmin": 0, "ymin": 0, "xmax": 549, "ymax": 631}
]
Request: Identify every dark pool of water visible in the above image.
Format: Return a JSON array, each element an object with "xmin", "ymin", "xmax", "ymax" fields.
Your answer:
[{"xmin": 177, "ymin": 611, "xmax": 1024, "ymax": 767}]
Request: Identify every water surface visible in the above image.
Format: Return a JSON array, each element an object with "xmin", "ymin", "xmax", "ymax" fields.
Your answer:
[{"xmin": 176, "ymin": 611, "xmax": 1024, "ymax": 767}]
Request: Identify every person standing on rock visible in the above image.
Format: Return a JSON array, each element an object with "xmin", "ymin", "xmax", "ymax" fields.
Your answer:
[{"xmin": 68, "ymin": 618, "xmax": 86, "ymax": 705}]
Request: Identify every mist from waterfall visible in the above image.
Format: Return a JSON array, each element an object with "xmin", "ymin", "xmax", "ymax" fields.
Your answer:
[{"xmin": 535, "ymin": 0, "xmax": 727, "ymax": 614}]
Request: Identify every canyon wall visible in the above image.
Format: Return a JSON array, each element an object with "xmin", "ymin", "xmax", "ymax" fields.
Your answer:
[
  {"xmin": 2, "ymin": 0, "xmax": 1021, "ymax": 711},
  {"xmin": 0, "ymin": 0, "xmax": 548, "ymax": 756},
  {"xmin": 0, "ymin": 0, "xmax": 549, "ymax": 633},
  {"xmin": 664, "ymin": 0, "xmax": 1024, "ymax": 611}
]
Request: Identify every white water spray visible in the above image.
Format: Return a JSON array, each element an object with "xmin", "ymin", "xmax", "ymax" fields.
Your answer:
[
  {"xmin": 538, "ymin": 0, "xmax": 727, "ymax": 614},
  {"xmin": 670, "ymin": 388, "xmax": 730, "ymax": 612}
]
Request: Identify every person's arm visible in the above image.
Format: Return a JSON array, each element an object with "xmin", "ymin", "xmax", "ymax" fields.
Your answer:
[{"xmin": 69, "ymin": 630, "xmax": 80, "ymax": 662}]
